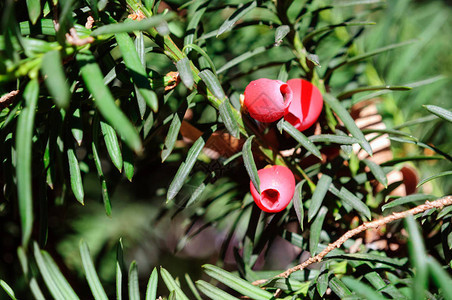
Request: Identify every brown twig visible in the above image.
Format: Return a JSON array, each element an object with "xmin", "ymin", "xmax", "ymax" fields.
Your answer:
[
  {"xmin": 128, "ymin": 10, "xmax": 146, "ymax": 21},
  {"xmin": 53, "ymin": 13, "xmax": 94, "ymax": 46},
  {"xmin": 253, "ymin": 196, "xmax": 452, "ymax": 286},
  {"xmin": 0, "ymin": 90, "xmax": 19, "ymax": 110},
  {"xmin": 85, "ymin": 15, "xmax": 94, "ymax": 29},
  {"xmin": 65, "ymin": 28, "xmax": 94, "ymax": 46}
]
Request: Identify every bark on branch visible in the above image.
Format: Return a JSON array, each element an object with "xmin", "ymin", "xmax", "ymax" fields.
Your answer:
[{"xmin": 253, "ymin": 196, "xmax": 452, "ymax": 286}]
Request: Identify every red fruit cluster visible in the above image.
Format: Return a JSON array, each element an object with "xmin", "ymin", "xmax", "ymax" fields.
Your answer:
[
  {"xmin": 250, "ymin": 165, "xmax": 295, "ymax": 213},
  {"xmin": 285, "ymin": 78, "xmax": 323, "ymax": 131},
  {"xmin": 244, "ymin": 78, "xmax": 323, "ymax": 212},
  {"xmin": 244, "ymin": 79, "xmax": 293, "ymax": 123},
  {"xmin": 243, "ymin": 78, "xmax": 323, "ymax": 131}
]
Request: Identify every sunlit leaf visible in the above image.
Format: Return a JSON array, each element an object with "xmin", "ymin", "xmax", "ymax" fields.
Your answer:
[
  {"xmin": 100, "ymin": 120, "xmax": 123, "ymax": 172},
  {"xmin": 423, "ymin": 105, "xmax": 452, "ymax": 123},
  {"xmin": 219, "ymin": 99, "xmax": 240, "ymax": 138},
  {"xmin": 128, "ymin": 261, "xmax": 139, "ymax": 300},
  {"xmin": 134, "ymin": 32, "xmax": 147, "ymax": 117},
  {"xmin": 79, "ymin": 240, "xmax": 108, "ymax": 300},
  {"xmin": 335, "ymin": 0, "xmax": 384, "ymax": 6},
  {"xmin": 29, "ymin": 278, "xmax": 45, "ymax": 300},
  {"xmin": 20, "ymin": 19, "xmax": 56, "ymax": 35},
  {"xmin": 92, "ymin": 115, "xmax": 112, "ymax": 215},
  {"xmin": 17, "ymin": 246, "xmax": 28, "ymax": 276},
  {"xmin": 329, "ymin": 185, "xmax": 371, "ymax": 220},
  {"xmin": 317, "ymin": 267, "xmax": 329, "ymax": 297},
  {"xmin": 293, "ymin": 181, "xmax": 305, "ymax": 231},
  {"xmin": 41, "ymin": 251, "xmax": 79, "ymax": 299},
  {"xmin": 309, "ymin": 134, "xmax": 359, "ymax": 145},
  {"xmin": 217, "ymin": 1, "xmax": 257, "ymax": 36},
  {"xmin": 389, "ymin": 137, "xmax": 452, "ymax": 161},
  {"xmin": 177, "ymin": 57, "xmax": 194, "ymax": 89},
  {"xmin": 0, "ymin": 280, "xmax": 17, "ymax": 300},
  {"xmin": 184, "ymin": 274, "xmax": 202, "ymax": 300},
  {"xmin": 160, "ymin": 267, "xmax": 189, "ymax": 300},
  {"xmin": 116, "ymin": 32, "xmax": 158, "ymax": 113},
  {"xmin": 203, "ymin": 264, "xmax": 273, "ymax": 299},
  {"xmin": 116, "ymin": 239, "xmax": 124, "ymax": 300},
  {"xmin": 242, "ymin": 136, "xmax": 259, "ymax": 193},
  {"xmin": 329, "ymin": 275, "xmax": 352, "ymax": 298},
  {"xmin": 342, "ymin": 277, "xmax": 387, "ymax": 300},
  {"xmin": 33, "ymin": 243, "xmax": 65, "ymax": 299},
  {"xmin": 381, "ymin": 155, "xmax": 443, "ymax": 166},
  {"xmin": 145, "ymin": 268, "xmax": 158, "ymax": 300},
  {"xmin": 67, "ymin": 147, "xmax": 84, "ymax": 204},
  {"xmin": 185, "ymin": 179, "xmax": 207, "ymax": 208},
  {"xmin": 77, "ymin": 52, "xmax": 142, "ymax": 153},
  {"xmin": 198, "ymin": 69, "xmax": 225, "ymax": 100},
  {"xmin": 162, "ymin": 114, "xmax": 181, "ymax": 162},
  {"xmin": 337, "ymin": 85, "xmax": 411, "ymax": 100},
  {"xmin": 283, "ymin": 121, "xmax": 322, "ymax": 159},
  {"xmin": 196, "ymin": 280, "xmax": 239, "ymax": 300},
  {"xmin": 382, "ymin": 194, "xmax": 437, "ymax": 211},
  {"xmin": 26, "ymin": 0, "xmax": 41, "ymax": 24},
  {"xmin": 361, "ymin": 128, "xmax": 416, "ymax": 140},
  {"xmin": 309, "ymin": 175, "xmax": 332, "ymax": 222},
  {"xmin": 167, "ymin": 136, "xmax": 205, "ymax": 201},
  {"xmin": 363, "ymin": 159, "xmax": 388, "ymax": 188},
  {"xmin": 183, "ymin": 44, "xmax": 217, "ymax": 73},
  {"xmin": 405, "ymin": 216, "xmax": 428, "ymax": 300},
  {"xmin": 71, "ymin": 108, "xmax": 83, "ymax": 145},
  {"xmin": 16, "ymin": 79, "xmax": 38, "ymax": 247},
  {"xmin": 427, "ymin": 257, "xmax": 452, "ymax": 298},
  {"xmin": 41, "ymin": 50, "xmax": 70, "ymax": 109},
  {"xmin": 324, "ymin": 94, "xmax": 372, "ymax": 155},
  {"xmin": 275, "ymin": 25, "xmax": 290, "ymax": 44},
  {"xmin": 184, "ymin": 1, "xmax": 208, "ymax": 48},
  {"xmin": 417, "ymin": 171, "xmax": 452, "ymax": 188},
  {"xmin": 310, "ymin": 206, "xmax": 328, "ymax": 255},
  {"xmin": 394, "ymin": 115, "xmax": 438, "ymax": 129},
  {"xmin": 123, "ymin": 145, "xmax": 134, "ymax": 182},
  {"xmin": 92, "ymin": 15, "xmax": 170, "ymax": 35}
]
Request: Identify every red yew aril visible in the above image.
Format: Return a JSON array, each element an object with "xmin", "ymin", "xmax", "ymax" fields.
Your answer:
[
  {"xmin": 250, "ymin": 165, "xmax": 296, "ymax": 213},
  {"xmin": 284, "ymin": 79, "xmax": 323, "ymax": 131},
  {"xmin": 244, "ymin": 78, "xmax": 293, "ymax": 123}
]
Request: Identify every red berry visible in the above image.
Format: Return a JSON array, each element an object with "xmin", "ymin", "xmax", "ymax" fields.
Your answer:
[
  {"xmin": 250, "ymin": 165, "xmax": 296, "ymax": 213},
  {"xmin": 244, "ymin": 79, "xmax": 293, "ymax": 123},
  {"xmin": 284, "ymin": 79, "xmax": 323, "ymax": 131}
]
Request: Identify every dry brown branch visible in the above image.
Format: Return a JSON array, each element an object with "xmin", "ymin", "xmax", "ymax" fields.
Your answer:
[
  {"xmin": 85, "ymin": 16, "xmax": 95, "ymax": 29},
  {"xmin": 54, "ymin": 14, "xmax": 94, "ymax": 46},
  {"xmin": 128, "ymin": 11, "xmax": 146, "ymax": 21},
  {"xmin": 253, "ymin": 196, "xmax": 452, "ymax": 286},
  {"xmin": 65, "ymin": 28, "xmax": 94, "ymax": 46},
  {"xmin": 0, "ymin": 90, "xmax": 19, "ymax": 109}
]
